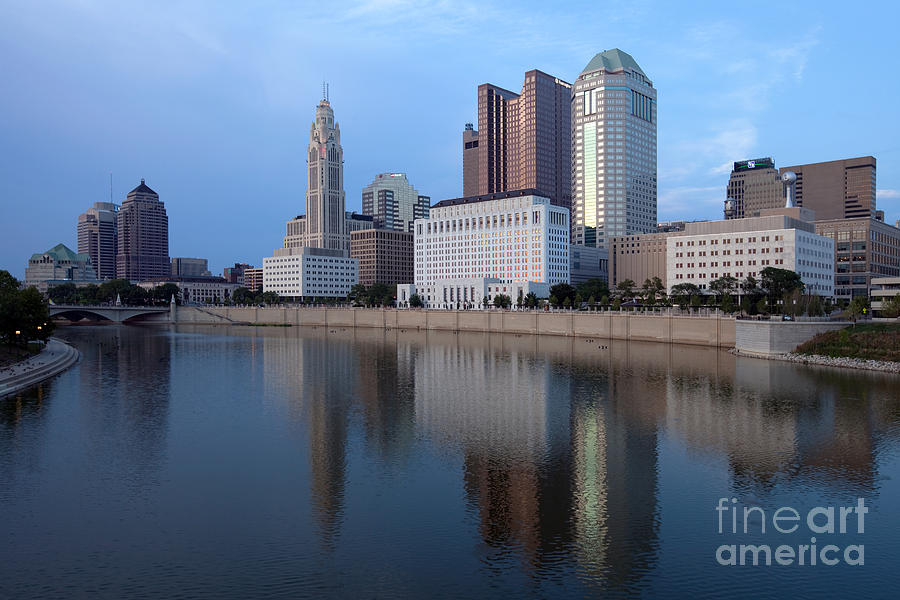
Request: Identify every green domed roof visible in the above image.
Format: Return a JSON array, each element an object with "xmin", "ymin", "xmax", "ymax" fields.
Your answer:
[{"xmin": 581, "ymin": 48, "xmax": 645, "ymax": 76}]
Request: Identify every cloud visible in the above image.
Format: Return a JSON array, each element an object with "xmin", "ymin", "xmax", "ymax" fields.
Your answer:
[
  {"xmin": 658, "ymin": 185, "xmax": 723, "ymax": 220},
  {"xmin": 878, "ymin": 189, "xmax": 900, "ymax": 199}
]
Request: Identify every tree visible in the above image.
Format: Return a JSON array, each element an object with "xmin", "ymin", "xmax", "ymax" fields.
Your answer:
[
  {"xmin": 641, "ymin": 277, "xmax": 665, "ymax": 306},
  {"xmin": 350, "ymin": 284, "xmax": 368, "ymax": 306},
  {"xmin": 366, "ymin": 283, "xmax": 391, "ymax": 307},
  {"xmin": 807, "ymin": 294, "xmax": 825, "ymax": 317},
  {"xmin": 576, "ymin": 278, "xmax": 609, "ymax": 305},
  {"xmin": 232, "ymin": 287, "xmax": 258, "ymax": 305},
  {"xmin": 615, "ymin": 279, "xmax": 636, "ymax": 301},
  {"xmin": 611, "ymin": 297, "xmax": 622, "ymax": 310},
  {"xmin": 549, "ymin": 283, "xmax": 577, "ymax": 307},
  {"xmin": 670, "ymin": 283, "xmax": 700, "ymax": 310},
  {"xmin": 493, "ymin": 294, "xmax": 511, "ymax": 309},
  {"xmin": 563, "ymin": 296, "xmax": 572, "ymax": 308},
  {"xmin": 0, "ymin": 271, "xmax": 53, "ymax": 349},
  {"xmin": 740, "ymin": 296, "xmax": 751, "ymax": 316},
  {"xmin": 574, "ymin": 292, "xmax": 583, "ymax": 309},
  {"xmin": 516, "ymin": 294, "xmax": 524, "ymax": 309},
  {"xmin": 549, "ymin": 294, "xmax": 560, "ymax": 308},
  {"xmin": 482, "ymin": 296, "xmax": 490, "ymax": 309},
  {"xmin": 760, "ymin": 267, "xmax": 804, "ymax": 311},
  {"xmin": 721, "ymin": 293, "xmax": 735, "ymax": 314},
  {"xmin": 849, "ymin": 296, "xmax": 870, "ymax": 321},
  {"xmin": 260, "ymin": 291, "xmax": 280, "ymax": 304},
  {"xmin": 524, "ymin": 292, "xmax": 539, "ymax": 309},
  {"xmin": 690, "ymin": 294, "xmax": 702, "ymax": 310},
  {"xmin": 150, "ymin": 283, "xmax": 180, "ymax": 305},
  {"xmin": 600, "ymin": 295, "xmax": 609, "ymax": 307},
  {"xmin": 48, "ymin": 283, "xmax": 79, "ymax": 305},
  {"xmin": 879, "ymin": 294, "xmax": 900, "ymax": 318},
  {"xmin": 709, "ymin": 275, "xmax": 739, "ymax": 304},
  {"xmin": 756, "ymin": 297, "xmax": 769, "ymax": 315},
  {"xmin": 587, "ymin": 295, "xmax": 596, "ymax": 311},
  {"xmin": 408, "ymin": 293, "xmax": 423, "ymax": 308}
]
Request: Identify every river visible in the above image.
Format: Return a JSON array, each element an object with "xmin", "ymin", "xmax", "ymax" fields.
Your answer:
[{"xmin": 2, "ymin": 324, "xmax": 899, "ymax": 598}]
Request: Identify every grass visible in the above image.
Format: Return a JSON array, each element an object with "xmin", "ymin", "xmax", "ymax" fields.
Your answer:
[{"xmin": 794, "ymin": 323, "xmax": 900, "ymax": 362}]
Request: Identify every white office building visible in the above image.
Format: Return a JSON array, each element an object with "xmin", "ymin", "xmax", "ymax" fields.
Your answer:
[
  {"xmin": 263, "ymin": 247, "xmax": 358, "ymax": 298},
  {"xmin": 666, "ymin": 208, "xmax": 834, "ymax": 297},
  {"xmin": 397, "ymin": 189, "xmax": 569, "ymax": 308}
]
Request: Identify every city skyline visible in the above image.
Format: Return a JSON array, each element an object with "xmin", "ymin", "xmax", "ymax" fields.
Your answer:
[{"xmin": 2, "ymin": 1, "xmax": 899, "ymax": 278}]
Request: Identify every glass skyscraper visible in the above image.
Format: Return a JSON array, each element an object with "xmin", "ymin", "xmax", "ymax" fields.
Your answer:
[{"xmin": 572, "ymin": 49, "xmax": 656, "ymax": 248}]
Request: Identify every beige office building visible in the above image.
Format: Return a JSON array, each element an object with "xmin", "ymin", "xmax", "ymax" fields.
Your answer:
[
  {"xmin": 610, "ymin": 233, "xmax": 669, "ymax": 287},
  {"xmin": 724, "ymin": 158, "xmax": 782, "ymax": 220}
]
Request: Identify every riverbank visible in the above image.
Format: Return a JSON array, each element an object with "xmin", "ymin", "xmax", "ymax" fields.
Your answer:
[
  {"xmin": 0, "ymin": 338, "xmax": 80, "ymax": 398},
  {"xmin": 793, "ymin": 322, "xmax": 900, "ymax": 362},
  {"xmin": 730, "ymin": 347, "xmax": 900, "ymax": 373}
]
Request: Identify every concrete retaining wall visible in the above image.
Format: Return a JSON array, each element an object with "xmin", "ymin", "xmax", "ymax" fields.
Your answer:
[
  {"xmin": 180, "ymin": 307, "xmax": 737, "ymax": 348},
  {"xmin": 0, "ymin": 338, "xmax": 80, "ymax": 398},
  {"xmin": 735, "ymin": 320, "xmax": 850, "ymax": 356}
]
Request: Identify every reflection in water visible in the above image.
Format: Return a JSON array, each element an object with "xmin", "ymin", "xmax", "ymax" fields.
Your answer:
[{"xmin": 2, "ymin": 324, "xmax": 898, "ymax": 598}]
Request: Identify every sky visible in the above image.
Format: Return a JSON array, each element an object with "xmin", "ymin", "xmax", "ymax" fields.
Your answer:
[{"xmin": 2, "ymin": 0, "xmax": 899, "ymax": 279}]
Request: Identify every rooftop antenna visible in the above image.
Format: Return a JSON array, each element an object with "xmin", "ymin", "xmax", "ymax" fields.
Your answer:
[
  {"xmin": 109, "ymin": 172, "xmax": 113, "ymax": 203},
  {"xmin": 322, "ymin": 81, "xmax": 326, "ymax": 100},
  {"xmin": 326, "ymin": 83, "xmax": 329, "ymax": 102}
]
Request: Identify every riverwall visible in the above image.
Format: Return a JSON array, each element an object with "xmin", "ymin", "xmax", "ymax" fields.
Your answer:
[
  {"xmin": 176, "ymin": 306, "xmax": 737, "ymax": 348},
  {"xmin": 734, "ymin": 320, "xmax": 850, "ymax": 356},
  {"xmin": 0, "ymin": 338, "xmax": 80, "ymax": 398}
]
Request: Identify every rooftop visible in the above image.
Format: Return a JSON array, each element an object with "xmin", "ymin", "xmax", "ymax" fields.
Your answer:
[
  {"xmin": 430, "ymin": 188, "xmax": 549, "ymax": 210},
  {"xmin": 581, "ymin": 48, "xmax": 646, "ymax": 76},
  {"xmin": 30, "ymin": 243, "xmax": 90, "ymax": 263},
  {"xmin": 127, "ymin": 178, "xmax": 158, "ymax": 197}
]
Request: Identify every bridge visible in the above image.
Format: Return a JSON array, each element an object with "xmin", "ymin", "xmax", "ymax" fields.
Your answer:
[{"xmin": 49, "ymin": 304, "xmax": 172, "ymax": 323}]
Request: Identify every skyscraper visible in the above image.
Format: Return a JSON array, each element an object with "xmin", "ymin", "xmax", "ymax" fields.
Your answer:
[
  {"xmin": 572, "ymin": 49, "xmax": 657, "ymax": 248},
  {"xmin": 116, "ymin": 179, "xmax": 169, "ymax": 281},
  {"xmin": 724, "ymin": 158, "xmax": 782, "ymax": 219},
  {"xmin": 77, "ymin": 201, "xmax": 118, "ymax": 280},
  {"xmin": 361, "ymin": 173, "xmax": 430, "ymax": 232},
  {"xmin": 305, "ymin": 95, "xmax": 346, "ymax": 252},
  {"xmin": 464, "ymin": 70, "xmax": 572, "ymax": 210}
]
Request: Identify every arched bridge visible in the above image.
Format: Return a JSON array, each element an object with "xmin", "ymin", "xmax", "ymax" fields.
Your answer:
[{"xmin": 50, "ymin": 304, "xmax": 172, "ymax": 323}]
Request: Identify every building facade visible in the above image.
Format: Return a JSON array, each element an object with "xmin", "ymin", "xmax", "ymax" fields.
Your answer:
[
  {"xmin": 223, "ymin": 262, "xmax": 254, "ymax": 285},
  {"xmin": 569, "ymin": 244, "xmax": 609, "ymax": 285},
  {"xmin": 397, "ymin": 279, "xmax": 549, "ymax": 309},
  {"xmin": 243, "ymin": 268, "xmax": 263, "ymax": 292},
  {"xmin": 77, "ymin": 201, "xmax": 118, "ymax": 280},
  {"xmin": 171, "ymin": 257, "xmax": 212, "ymax": 278},
  {"xmin": 610, "ymin": 232, "xmax": 670, "ymax": 287},
  {"xmin": 466, "ymin": 70, "xmax": 572, "ymax": 210},
  {"xmin": 350, "ymin": 229, "xmax": 414, "ymax": 286},
  {"xmin": 303, "ymin": 96, "xmax": 346, "ymax": 251},
  {"xmin": 814, "ymin": 217, "xmax": 900, "ymax": 300},
  {"xmin": 263, "ymin": 247, "xmax": 358, "ymax": 299},
  {"xmin": 870, "ymin": 277, "xmax": 900, "ymax": 315},
  {"xmin": 25, "ymin": 243, "xmax": 99, "ymax": 293},
  {"xmin": 462, "ymin": 123, "xmax": 479, "ymax": 197},
  {"xmin": 667, "ymin": 211, "xmax": 834, "ymax": 297},
  {"xmin": 283, "ymin": 212, "xmax": 373, "ymax": 252},
  {"xmin": 138, "ymin": 276, "xmax": 240, "ymax": 305},
  {"xmin": 781, "ymin": 156, "xmax": 876, "ymax": 220},
  {"xmin": 724, "ymin": 158, "xmax": 782, "ymax": 220},
  {"xmin": 116, "ymin": 179, "xmax": 170, "ymax": 281},
  {"xmin": 361, "ymin": 173, "xmax": 430, "ymax": 233},
  {"xmin": 399, "ymin": 189, "xmax": 569, "ymax": 308},
  {"xmin": 572, "ymin": 48, "xmax": 657, "ymax": 248}
]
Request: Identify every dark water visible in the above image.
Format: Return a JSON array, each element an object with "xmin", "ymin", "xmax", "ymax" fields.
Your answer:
[{"xmin": 2, "ymin": 325, "xmax": 900, "ymax": 599}]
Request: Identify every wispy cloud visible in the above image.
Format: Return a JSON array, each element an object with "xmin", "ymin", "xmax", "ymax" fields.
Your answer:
[
  {"xmin": 658, "ymin": 185, "xmax": 723, "ymax": 220},
  {"xmin": 878, "ymin": 189, "xmax": 900, "ymax": 199}
]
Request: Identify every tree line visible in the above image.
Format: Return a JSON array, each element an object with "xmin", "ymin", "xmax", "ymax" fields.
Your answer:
[{"xmin": 0, "ymin": 270, "xmax": 53, "ymax": 349}]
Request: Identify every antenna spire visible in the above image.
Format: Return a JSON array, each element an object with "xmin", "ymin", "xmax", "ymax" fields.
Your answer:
[{"xmin": 326, "ymin": 83, "xmax": 329, "ymax": 101}]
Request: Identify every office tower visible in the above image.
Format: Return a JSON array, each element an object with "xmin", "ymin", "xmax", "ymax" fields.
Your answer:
[
  {"xmin": 116, "ymin": 179, "xmax": 169, "ymax": 281},
  {"xmin": 350, "ymin": 229, "xmax": 414, "ymax": 286},
  {"xmin": 464, "ymin": 70, "xmax": 572, "ymax": 210},
  {"xmin": 724, "ymin": 158, "xmax": 782, "ymax": 219},
  {"xmin": 171, "ymin": 257, "xmax": 212, "ymax": 278},
  {"xmin": 361, "ymin": 173, "xmax": 430, "ymax": 233},
  {"xmin": 304, "ymin": 94, "xmax": 346, "ymax": 252},
  {"xmin": 223, "ymin": 262, "xmax": 254, "ymax": 285},
  {"xmin": 780, "ymin": 156, "xmax": 877, "ymax": 220},
  {"xmin": 572, "ymin": 48, "xmax": 657, "ymax": 248},
  {"xmin": 462, "ymin": 123, "xmax": 479, "ymax": 197},
  {"xmin": 77, "ymin": 201, "xmax": 118, "ymax": 280},
  {"xmin": 815, "ymin": 217, "xmax": 900, "ymax": 300}
]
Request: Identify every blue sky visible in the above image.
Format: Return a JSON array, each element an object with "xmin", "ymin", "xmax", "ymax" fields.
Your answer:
[{"xmin": 2, "ymin": 0, "xmax": 899, "ymax": 278}]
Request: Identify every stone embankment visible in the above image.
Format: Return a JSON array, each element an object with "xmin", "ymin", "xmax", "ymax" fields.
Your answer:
[
  {"xmin": 730, "ymin": 348, "xmax": 900, "ymax": 374},
  {"xmin": 0, "ymin": 338, "xmax": 80, "ymax": 398}
]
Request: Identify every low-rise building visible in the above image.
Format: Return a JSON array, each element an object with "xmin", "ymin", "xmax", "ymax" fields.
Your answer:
[
  {"xmin": 569, "ymin": 244, "xmax": 609, "ymax": 285},
  {"xmin": 171, "ymin": 257, "xmax": 212, "ymax": 278},
  {"xmin": 263, "ymin": 247, "xmax": 358, "ymax": 299},
  {"xmin": 398, "ymin": 279, "xmax": 548, "ymax": 309},
  {"xmin": 611, "ymin": 232, "xmax": 669, "ymax": 287},
  {"xmin": 223, "ymin": 262, "xmax": 254, "ymax": 285},
  {"xmin": 25, "ymin": 243, "xmax": 100, "ymax": 293},
  {"xmin": 350, "ymin": 229, "xmax": 414, "ymax": 286},
  {"xmin": 814, "ymin": 217, "xmax": 900, "ymax": 300},
  {"xmin": 667, "ymin": 208, "xmax": 834, "ymax": 297},
  {"xmin": 138, "ymin": 276, "xmax": 240, "ymax": 304},
  {"xmin": 243, "ymin": 268, "xmax": 263, "ymax": 292},
  {"xmin": 870, "ymin": 276, "xmax": 900, "ymax": 315}
]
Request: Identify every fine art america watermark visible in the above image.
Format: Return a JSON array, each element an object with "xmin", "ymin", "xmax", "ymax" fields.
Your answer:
[{"xmin": 715, "ymin": 497, "xmax": 867, "ymax": 566}]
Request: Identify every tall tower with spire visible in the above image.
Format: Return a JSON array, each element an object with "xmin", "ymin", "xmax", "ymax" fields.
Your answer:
[{"xmin": 305, "ymin": 91, "xmax": 347, "ymax": 252}]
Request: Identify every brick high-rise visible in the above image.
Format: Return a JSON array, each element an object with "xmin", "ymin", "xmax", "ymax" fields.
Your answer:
[
  {"xmin": 780, "ymin": 156, "xmax": 876, "ymax": 220},
  {"xmin": 77, "ymin": 201, "xmax": 118, "ymax": 280},
  {"xmin": 464, "ymin": 70, "xmax": 572, "ymax": 210},
  {"xmin": 116, "ymin": 179, "xmax": 169, "ymax": 281}
]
